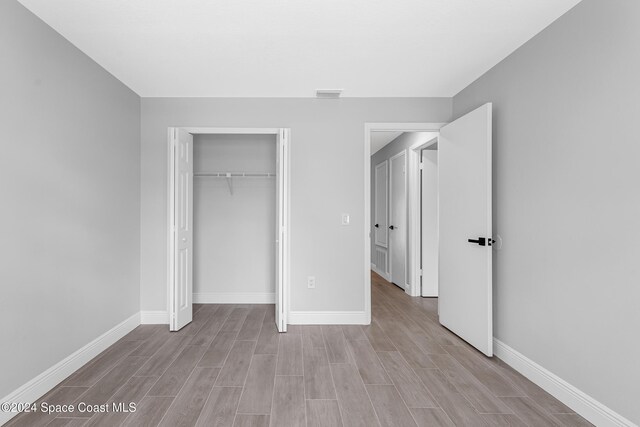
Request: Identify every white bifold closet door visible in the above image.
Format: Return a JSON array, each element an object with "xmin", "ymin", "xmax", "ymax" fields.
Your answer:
[
  {"xmin": 275, "ymin": 129, "xmax": 289, "ymax": 332},
  {"xmin": 438, "ymin": 103, "xmax": 493, "ymax": 356},
  {"xmin": 169, "ymin": 128, "xmax": 194, "ymax": 331}
]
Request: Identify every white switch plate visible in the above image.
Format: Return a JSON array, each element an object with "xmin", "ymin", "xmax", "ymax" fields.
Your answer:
[
  {"xmin": 341, "ymin": 213, "xmax": 350, "ymax": 225},
  {"xmin": 307, "ymin": 276, "xmax": 316, "ymax": 289}
]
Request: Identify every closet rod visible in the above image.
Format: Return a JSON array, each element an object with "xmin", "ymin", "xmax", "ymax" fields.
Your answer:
[{"xmin": 194, "ymin": 172, "xmax": 275, "ymax": 177}]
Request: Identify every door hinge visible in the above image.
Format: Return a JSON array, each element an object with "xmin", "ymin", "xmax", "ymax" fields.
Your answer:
[
  {"xmin": 419, "ymin": 162, "xmax": 424, "ymax": 170},
  {"xmin": 419, "ymin": 269, "xmax": 423, "ymax": 276}
]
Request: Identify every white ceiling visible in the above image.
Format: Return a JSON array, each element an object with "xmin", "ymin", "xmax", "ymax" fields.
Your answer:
[
  {"xmin": 371, "ymin": 132, "xmax": 403, "ymax": 155},
  {"xmin": 18, "ymin": 0, "xmax": 581, "ymax": 97}
]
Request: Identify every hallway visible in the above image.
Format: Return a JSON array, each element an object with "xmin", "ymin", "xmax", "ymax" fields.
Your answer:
[{"xmin": 7, "ymin": 272, "xmax": 589, "ymax": 427}]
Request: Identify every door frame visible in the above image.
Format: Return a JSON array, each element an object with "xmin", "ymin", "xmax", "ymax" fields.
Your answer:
[
  {"xmin": 167, "ymin": 127, "xmax": 291, "ymax": 329},
  {"xmin": 364, "ymin": 123, "xmax": 445, "ymax": 321},
  {"xmin": 409, "ymin": 136, "xmax": 439, "ymax": 297}
]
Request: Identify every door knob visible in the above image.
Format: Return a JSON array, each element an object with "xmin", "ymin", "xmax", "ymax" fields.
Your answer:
[
  {"xmin": 374, "ymin": 224, "xmax": 379, "ymax": 228},
  {"xmin": 467, "ymin": 237, "xmax": 495, "ymax": 246},
  {"xmin": 389, "ymin": 225, "xmax": 395, "ymax": 230},
  {"xmin": 182, "ymin": 238, "xmax": 187, "ymax": 242}
]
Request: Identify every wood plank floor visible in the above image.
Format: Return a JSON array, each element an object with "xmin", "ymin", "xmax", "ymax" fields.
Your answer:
[{"xmin": 6, "ymin": 272, "xmax": 591, "ymax": 427}]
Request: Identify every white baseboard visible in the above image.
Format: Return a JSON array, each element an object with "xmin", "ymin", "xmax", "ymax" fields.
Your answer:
[
  {"xmin": 140, "ymin": 310, "xmax": 169, "ymax": 324},
  {"xmin": 494, "ymin": 339, "xmax": 636, "ymax": 427},
  {"xmin": 0, "ymin": 313, "xmax": 140, "ymax": 426},
  {"xmin": 193, "ymin": 292, "xmax": 275, "ymax": 304},
  {"xmin": 370, "ymin": 264, "xmax": 391, "ymax": 282},
  {"xmin": 289, "ymin": 311, "xmax": 368, "ymax": 325}
]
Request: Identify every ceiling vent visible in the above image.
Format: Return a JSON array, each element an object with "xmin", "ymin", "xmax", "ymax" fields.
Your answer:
[{"xmin": 316, "ymin": 89, "xmax": 343, "ymax": 99}]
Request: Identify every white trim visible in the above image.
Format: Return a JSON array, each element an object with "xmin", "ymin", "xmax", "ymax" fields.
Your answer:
[
  {"xmin": 289, "ymin": 311, "xmax": 367, "ymax": 325},
  {"xmin": 408, "ymin": 135, "xmax": 440, "ymax": 297},
  {"xmin": 494, "ymin": 339, "xmax": 636, "ymax": 427},
  {"xmin": 364, "ymin": 123, "xmax": 445, "ymax": 324},
  {"xmin": 371, "ymin": 263, "xmax": 391, "ymax": 282},
  {"xmin": 193, "ymin": 292, "xmax": 276, "ymax": 304},
  {"xmin": 140, "ymin": 310, "xmax": 170, "ymax": 324},
  {"xmin": 367, "ymin": 123, "xmax": 447, "ymax": 133},
  {"xmin": 0, "ymin": 313, "xmax": 140, "ymax": 426},
  {"xmin": 182, "ymin": 127, "xmax": 280, "ymax": 135},
  {"xmin": 364, "ymin": 127, "xmax": 372, "ymax": 325}
]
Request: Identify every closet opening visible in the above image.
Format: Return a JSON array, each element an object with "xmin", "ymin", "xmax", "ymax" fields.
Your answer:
[{"xmin": 168, "ymin": 128, "xmax": 290, "ymax": 333}]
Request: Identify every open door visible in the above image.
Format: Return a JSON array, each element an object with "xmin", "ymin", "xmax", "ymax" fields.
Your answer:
[
  {"xmin": 438, "ymin": 103, "xmax": 493, "ymax": 356},
  {"xmin": 421, "ymin": 149, "xmax": 438, "ymax": 297},
  {"xmin": 169, "ymin": 128, "xmax": 194, "ymax": 331},
  {"xmin": 275, "ymin": 129, "xmax": 289, "ymax": 332},
  {"xmin": 389, "ymin": 151, "xmax": 407, "ymax": 289},
  {"xmin": 373, "ymin": 161, "xmax": 389, "ymax": 251}
]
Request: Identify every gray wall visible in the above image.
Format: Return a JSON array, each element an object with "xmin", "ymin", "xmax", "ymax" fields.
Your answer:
[
  {"xmin": 0, "ymin": 0, "xmax": 141, "ymax": 399},
  {"xmin": 141, "ymin": 98, "xmax": 452, "ymax": 314},
  {"xmin": 453, "ymin": 0, "xmax": 640, "ymax": 423},
  {"xmin": 193, "ymin": 134, "xmax": 276, "ymax": 298}
]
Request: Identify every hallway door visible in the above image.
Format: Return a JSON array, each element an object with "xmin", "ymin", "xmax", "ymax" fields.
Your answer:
[
  {"xmin": 439, "ymin": 103, "xmax": 493, "ymax": 356},
  {"xmin": 389, "ymin": 151, "xmax": 407, "ymax": 289},
  {"xmin": 421, "ymin": 149, "xmax": 438, "ymax": 297}
]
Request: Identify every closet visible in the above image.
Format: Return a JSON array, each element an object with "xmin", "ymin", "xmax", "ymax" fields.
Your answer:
[
  {"xmin": 168, "ymin": 127, "xmax": 290, "ymax": 333},
  {"xmin": 193, "ymin": 134, "xmax": 276, "ymax": 302}
]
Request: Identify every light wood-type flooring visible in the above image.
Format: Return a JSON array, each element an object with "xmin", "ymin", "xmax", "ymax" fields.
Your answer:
[{"xmin": 6, "ymin": 272, "xmax": 591, "ymax": 426}]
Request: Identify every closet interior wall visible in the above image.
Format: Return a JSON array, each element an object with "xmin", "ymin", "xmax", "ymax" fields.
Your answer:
[{"xmin": 193, "ymin": 134, "xmax": 277, "ymax": 302}]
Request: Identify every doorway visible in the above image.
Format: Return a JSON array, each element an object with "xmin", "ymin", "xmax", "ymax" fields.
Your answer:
[
  {"xmin": 369, "ymin": 127, "xmax": 441, "ymax": 298},
  {"xmin": 167, "ymin": 127, "xmax": 291, "ymax": 333},
  {"xmin": 366, "ymin": 103, "xmax": 494, "ymax": 356}
]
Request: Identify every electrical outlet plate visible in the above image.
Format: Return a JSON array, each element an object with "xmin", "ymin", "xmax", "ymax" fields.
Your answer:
[
  {"xmin": 341, "ymin": 213, "xmax": 350, "ymax": 225},
  {"xmin": 307, "ymin": 276, "xmax": 316, "ymax": 289}
]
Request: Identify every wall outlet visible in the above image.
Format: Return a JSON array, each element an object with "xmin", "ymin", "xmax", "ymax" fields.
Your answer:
[
  {"xmin": 307, "ymin": 276, "xmax": 316, "ymax": 289},
  {"xmin": 341, "ymin": 213, "xmax": 350, "ymax": 225}
]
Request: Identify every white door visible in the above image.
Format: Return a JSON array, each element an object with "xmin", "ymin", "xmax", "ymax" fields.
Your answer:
[
  {"xmin": 421, "ymin": 149, "xmax": 438, "ymax": 297},
  {"xmin": 275, "ymin": 129, "xmax": 289, "ymax": 332},
  {"xmin": 374, "ymin": 160, "xmax": 389, "ymax": 252},
  {"xmin": 389, "ymin": 151, "xmax": 407, "ymax": 289},
  {"xmin": 169, "ymin": 128, "xmax": 194, "ymax": 331},
  {"xmin": 438, "ymin": 103, "xmax": 493, "ymax": 356}
]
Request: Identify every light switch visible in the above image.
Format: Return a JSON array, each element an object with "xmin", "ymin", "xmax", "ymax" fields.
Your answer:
[{"xmin": 341, "ymin": 213, "xmax": 350, "ymax": 225}]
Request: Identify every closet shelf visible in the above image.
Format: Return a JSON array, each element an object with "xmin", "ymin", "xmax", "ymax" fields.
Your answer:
[
  {"xmin": 194, "ymin": 172, "xmax": 275, "ymax": 195},
  {"xmin": 194, "ymin": 172, "xmax": 275, "ymax": 177}
]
